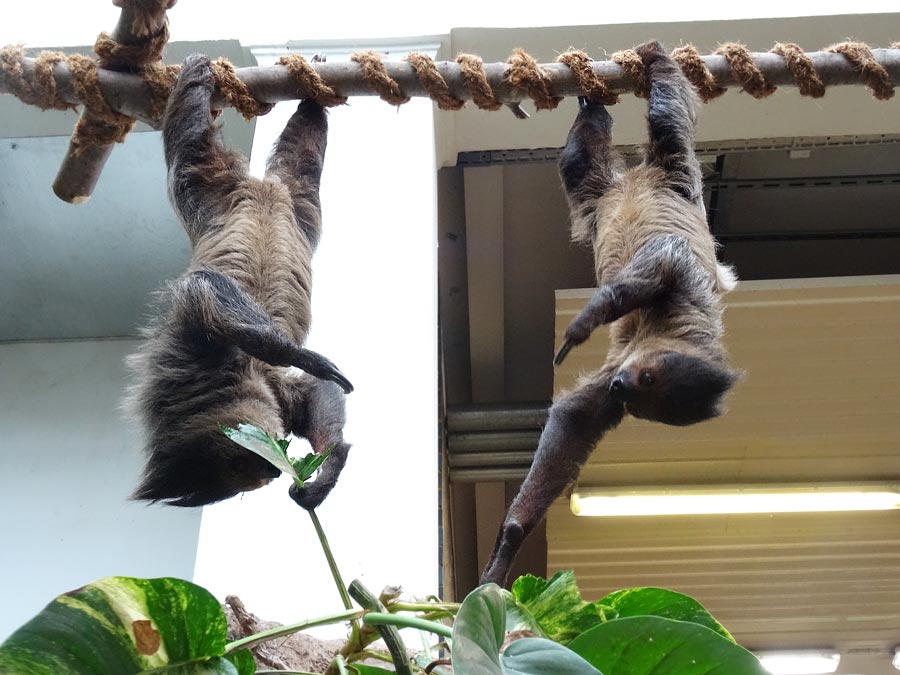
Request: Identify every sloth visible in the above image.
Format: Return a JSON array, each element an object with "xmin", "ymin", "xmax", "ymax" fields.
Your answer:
[
  {"xmin": 481, "ymin": 41, "xmax": 740, "ymax": 586},
  {"xmin": 126, "ymin": 54, "xmax": 352, "ymax": 508}
]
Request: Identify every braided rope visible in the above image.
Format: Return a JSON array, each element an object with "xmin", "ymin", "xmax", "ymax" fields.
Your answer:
[
  {"xmin": 455, "ymin": 53, "xmax": 503, "ymax": 111},
  {"xmin": 771, "ymin": 42, "xmax": 825, "ymax": 98},
  {"xmin": 612, "ymin": 48, "xmax": 650, "ymax": 98},
  {"xmin": 277, "ymin": 54, "xmax": 348, "ymax": 107},
  {"xmin": 556, "ymin": 49, "xmax": 618, "ymax": 104},
  {"xmin": 211, "ymin": 57, "xmax": 274, "ymax": 119},
  {"xmin": 827, "ymin": 41, "xmax": 894, "ymax": 100},
  {"xmin": 351, "ymin": 51, "xmax": 410, "ymax": 106},
  {"xmin": 406, "ymin": 52, "xmax": 464, "ymax": 111},
  {"xmin": 671, "ymin": 44, "xmax": 726, "ymax": 102},
  {"xmin": 505, "ymin": 48, "xmax": 563, "ymax": 110},
  {"xmin": 716, "ymin": 42, "xmax": 777, "ymax": 98}
]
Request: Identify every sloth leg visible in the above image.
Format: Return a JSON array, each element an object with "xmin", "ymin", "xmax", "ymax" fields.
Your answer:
[
  {"xmin": 280, "ymin": 375, "xmax": 351, "ymax": 510},
  {"xmin": 177, "ymin": 269, "xmax": 353, "ymax": 393},
  {"xmin": 481, "ymin": 370, "xmax": 624, "ymax": 587},
  {"xmin": 266, "ymin": 101, "xmax": 328, "ymax": 249},
  {"xmin": 636, "ymin": 41, "xmax": 703, "ymax": 204},
  {"xmin": 163, "ymin": 54, "xmax": 246, "ymax": 235},
  {"xmin": 558, "ymin": 97, "xmax": 623, "ymax": 207},
  {"xmin": 555, "ymin": 234, "xmax": 694, "ymax": 365}
]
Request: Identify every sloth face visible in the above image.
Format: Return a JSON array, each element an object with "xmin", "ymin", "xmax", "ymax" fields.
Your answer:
[
  {"xmin": 610, "ymin": 343, "xmax": 738, "ymax": 426},
  {"xmin": 133, "ymin": 421, "xmax": 283, "ymax": 507}
]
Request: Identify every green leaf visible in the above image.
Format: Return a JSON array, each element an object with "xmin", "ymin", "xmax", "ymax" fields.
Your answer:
[
  {"xmin": 347, "ymin": 665, "xmax": 397, "ymax": 674},
  {"xmin": 510, "ymin": 571, "xmax": 606, "ymax": 644},
  {"xmin": 221, "ymin": 423, "xmax": 297, "ymax": 479},
  {"xmin": 0, "ymin": 577, "xmax": 237, "ymax": 675},
  {"xmin": 291, "ymin": 452, "xmax": 330, "ymax": 484},
  {"xmin": 451, "ymin": 584, "xmax": 505, "ymax": 674},
  {"xmin": 598, "ymin": 588, "xmax": 733, "ymax": 642},
  {"xmin": 223, "ymin": 648, "xmax": 256, "ymax": 675},
  {"xmin": 568, "ymin": 616, "xmax": 768, "ymax": 675},
  {"xmin": 501, "ymin": 590, "xmax": 545, "ymax": 638},
  {"xmin": 502, "ymin": 638, "xmax": 603, "ymax": 675},
  {"xmin": 451, "ymin": 584, "xmax": 602, "ymax": 675}
]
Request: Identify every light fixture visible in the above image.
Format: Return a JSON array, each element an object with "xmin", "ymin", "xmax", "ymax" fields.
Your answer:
[
  {"xmin": 756, "ymin": 650, "xmax": 840, "ymax": 675},
  {"xmin": 570, "ymin": 483, "xmax": 900, "ymax": 517}
]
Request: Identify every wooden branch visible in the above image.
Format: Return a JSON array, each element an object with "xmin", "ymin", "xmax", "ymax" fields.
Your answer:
[
  {"xmin": 51, "ymin": 4, "xmax": 169, "ymax": 204},
  {"xmin": 4, "ymin": 49, "xmax": 899, "ymax": 129},
  {"xmin": 0, "ymin": 45, "xmax": 897, "ymax": 205}
]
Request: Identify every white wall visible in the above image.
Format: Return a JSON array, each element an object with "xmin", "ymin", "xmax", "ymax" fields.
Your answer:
[
  {"xmin": 192, "ymin": 53, "xmax": 440, "ymax": 635},
  {"xmin": 0, "ymin": 340, "xmax": 202, "ymax": 641}
]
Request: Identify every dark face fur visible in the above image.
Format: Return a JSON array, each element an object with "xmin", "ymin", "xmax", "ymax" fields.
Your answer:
[
  {"xmin": 610, "ymin": 342, "xmax": 737, "ymax": 426},
  {"xmin": 132, "ymin": 425, "xmax": 281, "ymax": 507}
]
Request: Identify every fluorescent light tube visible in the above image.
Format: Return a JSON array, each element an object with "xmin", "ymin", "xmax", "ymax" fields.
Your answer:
[
  {"xmin": 756, "ymin": 650, "xmax": 839, "ymax": 675},
  {"xmin": 570, "ymin": 484, "xmax": 900, "ymax": 517}
]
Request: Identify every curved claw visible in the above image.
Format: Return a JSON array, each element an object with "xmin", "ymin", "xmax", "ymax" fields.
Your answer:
[
  {"xmin": 554, "ymin": 339, "xmax": 574, "ymax": 367},
  {"xmin": 329, "ymin": 369, "xmax": 354, "ymax": 395},
  {"xmin": 294, "ymin": 348, "xmax": 354, "ymax": 394}
]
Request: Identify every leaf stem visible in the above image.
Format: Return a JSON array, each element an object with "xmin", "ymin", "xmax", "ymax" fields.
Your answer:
[
  {"xmin": 308, "ymin": 508, "xmax": 361, "ymax": 639},
  {"xmin": 387, "ymin": 601, "xmax": 461, "ymax": 614},
  {"xmin": 363, "ymin": 612, "xmax": 453, "ymax": 639},
  {"xmin": 224, "ymin": 608, "xmax": 364, "ymax": 654}
]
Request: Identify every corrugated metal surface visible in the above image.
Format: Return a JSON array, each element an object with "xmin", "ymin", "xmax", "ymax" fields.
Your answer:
[{"xmin": 547, "ymin": 276, "xmax": 900, "ymax": 654}]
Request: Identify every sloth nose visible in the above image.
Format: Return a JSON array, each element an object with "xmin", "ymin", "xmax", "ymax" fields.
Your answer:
[{"xmin": 610, "ymin": 375, "xmax": 627, "ymax": 397}]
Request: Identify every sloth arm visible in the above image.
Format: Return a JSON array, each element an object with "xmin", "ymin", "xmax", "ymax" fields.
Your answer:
[
  {"xmin": 164, "ymin": 54, "xmax": 247, "ymax": 238},
  {"xmin": 278, "ymin": 375, "xmax": 352, "ymax": 511},
  {"xmin": 481, "ymin": 366, "xmax": 625, "ymax": 586},
  {"xmin": 176, "ymin": 268, "xmax": 353, "ymax": 393},
  {"xmin": 555, "ymin": 234, "xmax": 694, "ymax": 365}
]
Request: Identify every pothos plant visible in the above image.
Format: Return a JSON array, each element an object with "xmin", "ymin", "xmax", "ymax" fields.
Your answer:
[{"xmin": 0, "ymin": 426, "xmax": 770, "ymax": 675}]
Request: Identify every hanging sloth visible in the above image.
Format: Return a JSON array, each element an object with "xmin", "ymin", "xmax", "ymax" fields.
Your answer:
[
  {"xmin": 482, "ymin": 41, "xmax": 740, "ymax": 586},
  {"xmin": 126, "ymin": 54, "xmax": 352, "ymax": 508}
]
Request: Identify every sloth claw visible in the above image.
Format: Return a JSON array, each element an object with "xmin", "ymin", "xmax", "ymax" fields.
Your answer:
[{"xmin": 554, "ymin": 339, "xmax": 574, "ymax": 367}]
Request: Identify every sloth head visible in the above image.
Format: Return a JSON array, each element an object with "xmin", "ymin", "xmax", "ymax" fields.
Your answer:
[
  {"xmin": 610, "ymin": 339, "xmax": 739, "ymax": 426},
  {"xmin": 133, "ymin": 407, "xmax": 283, "ymax": 507}
]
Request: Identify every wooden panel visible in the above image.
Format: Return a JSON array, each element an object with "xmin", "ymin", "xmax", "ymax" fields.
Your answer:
[{"xmin": 547, "ymin": 276, "xmax": 900, "ymax": 655}]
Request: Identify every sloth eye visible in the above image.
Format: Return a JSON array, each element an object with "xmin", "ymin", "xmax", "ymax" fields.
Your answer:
[{"xmin": 639, "ymin": 371, "xmax": 655, "ymax": 387}]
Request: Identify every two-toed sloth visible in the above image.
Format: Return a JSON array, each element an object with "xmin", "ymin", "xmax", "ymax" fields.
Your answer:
[
  {"xmin": 482, "ymin": 41, "xmax": 740, "ymax": 586},
  {"xmin": 127, "ymin": 55, "xmax": 352, "ymax": 508}
]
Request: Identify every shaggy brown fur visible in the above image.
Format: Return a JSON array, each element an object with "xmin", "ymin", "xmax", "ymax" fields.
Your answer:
[
  {"xmin": 126, "ymin": 54, "xmax": 352, "ymax": 508},
  {"xmin": 482, "ymin": 42, "xmax": 739, "ymax": 586}
]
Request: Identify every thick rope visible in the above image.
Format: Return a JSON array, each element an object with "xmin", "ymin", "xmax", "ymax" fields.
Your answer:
[
  {"xmin": 611, "ymin": 48, "xmax": 650, "ymax": 98},
  {"xmin": 455, "ymin": 53, "xmax": 503, "ymax": 111},
  {"xmin": 771, "ymin": 42, "xmax": 825, "ymax": 98},
  {"xmin": 826, "ymin": 41, "xmax": 894, "ymax": 100},
  {"xmin": 351, "ymin": 51, "xmax": 410, "ymax": 106},
  {"xmin": 505, "ymin": 48, "xmax": 563, "ymax": 110},
  {"xmin": 211, "ymin": 57, "xmax": 274, "ymax": 119},
  {"xmin": 405, "ymin": 52, "xmax": 464, "ymax": 111},
  {"xmin": 0, "ymin": 45, "xmax": 73, "ymax": 111},
  {"xmin": 716, "ymin": 42, "xmax": 777, "ymax": 98},
  {"xmin": 66, "ymin": 0, "xmax": 177, "ymax": 154},
  {"xmin": 556, "ymin": 49, "xmax": 618, "ymax": 104},
  {"xmin": 277, "ymin": 54, "xmax": 347, "ymax": 107},
  {"xmin": 672, "ymin": 44, "xmax": 726, "ymax": 102},
  {"xmin": 67, "ymin": 53, "xmax": 136, "ymax": 151}
]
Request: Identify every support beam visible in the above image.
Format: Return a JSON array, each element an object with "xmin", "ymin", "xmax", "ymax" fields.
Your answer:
[
  {"xmin": 3, "ymin": 49, "xmax": 899, "ymax": 129},
  {"xmin": 51, "ymin": 4, "xmax": 172, "ymax": 204}
]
